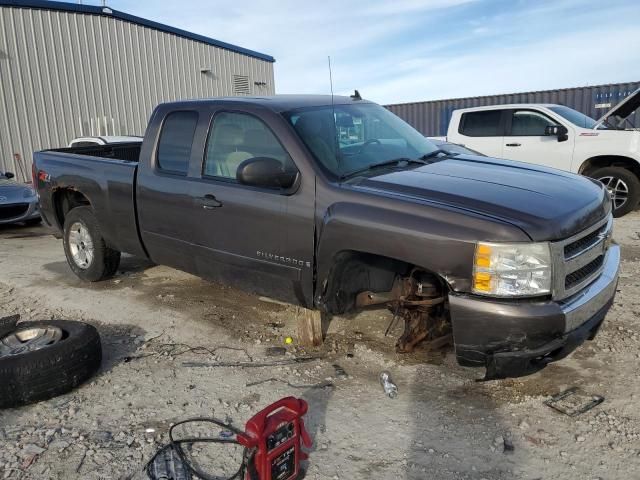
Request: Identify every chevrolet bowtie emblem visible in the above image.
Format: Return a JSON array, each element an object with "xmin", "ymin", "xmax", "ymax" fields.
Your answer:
[{"xmin": 598, "ymin": 230, "xmax": 612, "ymax": 249}]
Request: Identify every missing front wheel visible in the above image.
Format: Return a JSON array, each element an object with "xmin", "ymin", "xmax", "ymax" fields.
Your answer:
[{"xmin": 355, "ymin": 269, "xmax": 451, "ymax": 353}]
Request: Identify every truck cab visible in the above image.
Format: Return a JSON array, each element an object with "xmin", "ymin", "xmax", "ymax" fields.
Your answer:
[{"xmin": 445, "ymin": 90, "xmax": 640, "ymax": 217}]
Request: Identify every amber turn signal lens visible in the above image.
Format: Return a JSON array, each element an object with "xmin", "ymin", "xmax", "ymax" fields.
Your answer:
[{"xmin": 473, "ymin": 272, "xmax": 492, "ymax": 291}]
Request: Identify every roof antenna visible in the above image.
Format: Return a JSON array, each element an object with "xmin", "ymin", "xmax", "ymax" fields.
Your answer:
[
  {"xmin": 351, "ymin": 89, "xmax": 362, "ymax": 100},
  {"xmin": 328, "ymin": 56, "xmax": 340, "ymax": 173}
]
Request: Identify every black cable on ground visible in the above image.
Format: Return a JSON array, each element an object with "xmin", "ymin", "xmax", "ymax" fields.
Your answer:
[
  {"xmin": 245, "ymin": 378, "xmax": 334, "ymax": 389},
  {"xmin": 124, "ymin": 342, "xmax": 254, "ymax": 363},
  {"xmin": 146, "ymin": 417, "xmax": 257, "ymax": 480}
]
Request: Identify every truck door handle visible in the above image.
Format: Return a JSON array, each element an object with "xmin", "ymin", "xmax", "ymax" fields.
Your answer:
[
  {"xmin": 201, "ymin": 194, "xmax": 223, "ymax": 209},
  {"xmin": 505, "ymin": 143, "xmax": 522, "ymax": 147}
]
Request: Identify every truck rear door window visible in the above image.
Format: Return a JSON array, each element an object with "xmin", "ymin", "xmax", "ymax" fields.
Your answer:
[
  {"xmin": 203, "ymin": 112, "xmax": 295, "ymax": 181},
  {"xmin": 157, "ymin": 111, "xmax": 199, "ymax": 174},
  {"xmin": 460, "ymin": 110, "xmax": 503, "ymax": 137}
]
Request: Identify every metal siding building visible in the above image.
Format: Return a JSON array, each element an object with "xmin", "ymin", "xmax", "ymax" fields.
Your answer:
[
  {"xmin": 0, "ymin": 0, "xmax": 276, "ymax": 181},
  {"xmin": 386, "ymin": 82, "xmax": 640, "ymax": 137}
]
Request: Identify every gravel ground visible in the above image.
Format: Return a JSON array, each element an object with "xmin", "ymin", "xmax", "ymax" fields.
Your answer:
[{"xmin": 1, "ymin": 212, "xmax": 639, "ymax": 480}]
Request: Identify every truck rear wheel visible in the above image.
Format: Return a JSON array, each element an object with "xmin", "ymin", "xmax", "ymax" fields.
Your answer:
[
  {"xmin": 590, "ymin": 167, "xmax": 640, "ymax": 218},
  {"xmin": 63, "ymin": 206, "xmax": 121, "ymax": 281}
]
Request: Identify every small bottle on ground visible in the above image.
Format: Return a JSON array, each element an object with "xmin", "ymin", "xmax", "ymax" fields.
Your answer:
[{"xmin": 379, "ymin": 371, "xmax": 398, "ymax": 398}]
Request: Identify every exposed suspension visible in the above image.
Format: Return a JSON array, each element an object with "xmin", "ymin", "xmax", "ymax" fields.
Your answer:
[{"xmin": 355, "ymin": 269, "xmax": 451, "ymax": 353}]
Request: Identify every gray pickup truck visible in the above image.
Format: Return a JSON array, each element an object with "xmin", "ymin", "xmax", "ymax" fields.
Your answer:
[{"xmin": 34, "ymin": 95, "xmax": 619, "ymax": 379}]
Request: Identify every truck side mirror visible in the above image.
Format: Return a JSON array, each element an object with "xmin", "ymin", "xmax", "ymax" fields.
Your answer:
[
  {"xmin": 236, "ymin": 157, "xmax": 299, "ymax": 190},
  {"xmin": 544, "ymin": 125, "xmax": 569, "ymax": 142},
  {"xmin": 4, "ymin": 171, "xmax": 14, "ymax": 179}
]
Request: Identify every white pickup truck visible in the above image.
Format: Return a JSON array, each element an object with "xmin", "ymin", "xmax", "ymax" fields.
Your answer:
[{"xmin": 444, "ymin": 88, "xmax": 640, "ymax": 217}]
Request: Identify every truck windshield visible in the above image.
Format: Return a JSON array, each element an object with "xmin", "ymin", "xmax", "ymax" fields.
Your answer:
[
  {"xmin": 283, "ymin": 103, "xmax": 440, "ymax": 179},
  {"xmin": 548, "ymin": 106, "xmax": 600, "ymax": 129}
]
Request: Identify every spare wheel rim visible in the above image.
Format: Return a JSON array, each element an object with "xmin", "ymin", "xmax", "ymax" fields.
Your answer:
[{"xmin": 0, "ymin": 326, "xmax": 64, "ymax": 357}]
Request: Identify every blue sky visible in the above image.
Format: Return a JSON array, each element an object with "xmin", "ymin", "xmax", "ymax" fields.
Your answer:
[{"xmin": 90, "ymin": 0, "xmax": 639, "ymax": 104}]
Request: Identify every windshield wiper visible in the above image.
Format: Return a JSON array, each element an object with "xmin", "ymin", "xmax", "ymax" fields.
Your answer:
[
  {"xmin": 339, "ymin": 157, "xmax": 427, "ymax": 180},
  {"xmin": 419, "ymin": 148, "xmax": 454, "ymax": 160},
  {"xmin": 338, "ymin": 150, "xmax": 453, "ymax": 181}
]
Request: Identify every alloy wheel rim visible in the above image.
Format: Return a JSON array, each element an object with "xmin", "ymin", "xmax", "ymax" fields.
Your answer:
[
  {"xmin": 598, "ymin": 176, "xmax": 629, "ymax": 211},
  {"xmin": 0, "ymin": 326, "xmax": 63, "ymax": 357},
  {"xmin": 68, "ymin": 221, "xmax": 94, "ymax": 269}
]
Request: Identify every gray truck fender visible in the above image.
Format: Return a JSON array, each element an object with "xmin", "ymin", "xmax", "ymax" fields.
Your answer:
[{"xmin": 316, "ymin": 202, "xmax": 485, "ymax": 296}]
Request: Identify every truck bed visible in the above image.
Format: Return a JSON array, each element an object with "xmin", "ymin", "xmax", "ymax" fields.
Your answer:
[
  {"xmin": 49, "ymin": 142, "xmax": 142, "ymax": 162},
  {"xmin": 33, "ymin": 143, "xmax": 146, "ymax": 257}
]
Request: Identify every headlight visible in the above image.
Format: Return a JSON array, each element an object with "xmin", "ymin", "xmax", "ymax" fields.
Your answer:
[{"xmin": 473, "ymin": 242, "xmax": 552, "ymax": 297}]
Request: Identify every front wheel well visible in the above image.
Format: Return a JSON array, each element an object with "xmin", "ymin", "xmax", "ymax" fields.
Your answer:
[
  {"xmin": 578, "ymin": 155, "xmax": 640, "ymax": 178},
  {"xmin": 52, "ymin": 188, "xmax": 91, "ymax": 229},
  {"xmin": 320, "ymin": 250, "xmax": 448, "ymax": 314}
]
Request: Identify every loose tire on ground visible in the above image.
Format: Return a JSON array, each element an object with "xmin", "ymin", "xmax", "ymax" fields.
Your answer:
[
  {"xmin": 0, "ymin": 320, "xmax": 102, "ymax": 409},
  {"xmin": 63, "ymin": 206, "xmax": 121, "ymax": 281},
  {"xmin": 589, "ymin": 167, "xmax": 640, "ymax": 218}
]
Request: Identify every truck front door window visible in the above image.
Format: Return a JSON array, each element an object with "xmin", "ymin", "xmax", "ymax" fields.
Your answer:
[
  {"xmin": 156, "ymin": 111, "xmax": 199, "ymax": 174},
  {"xmin": 204, "ymin": 112, "xmax": 295, "ymax": 181},
  {"xmin": 510, "ymin": 110, "xmax": 557, "ymax": 136}
]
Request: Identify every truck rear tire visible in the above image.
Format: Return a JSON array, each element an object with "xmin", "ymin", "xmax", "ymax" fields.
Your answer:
[
  {"xmin": 63, "ymin": 206, "xmax": 121, "ymax": 281},
  {"xmin": 590, "ymin": 167, "xmax": 640, "ymax": 218}
]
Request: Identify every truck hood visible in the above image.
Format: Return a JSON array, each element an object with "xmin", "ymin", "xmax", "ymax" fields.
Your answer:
[
  {"xmin": 595, "ymin": 87, "xmax": 640, "ymax": 129},
  {"xmin": 349, "ymin": 155, "xmax": 610, "ymax": 241}
]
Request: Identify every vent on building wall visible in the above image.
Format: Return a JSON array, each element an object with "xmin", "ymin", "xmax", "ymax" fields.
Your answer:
[{"xmin": 233, "ymin": 75, "xmax": 251, "ymax": 95}]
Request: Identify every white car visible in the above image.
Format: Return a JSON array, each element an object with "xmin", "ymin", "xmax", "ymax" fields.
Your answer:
[
  {"xmin": 444, "ymin": 88, "xmax": 640, "ymax": 217},
  {"xmin": 68, "ymin": 135, "xmax": 142, "ymax": 148}
]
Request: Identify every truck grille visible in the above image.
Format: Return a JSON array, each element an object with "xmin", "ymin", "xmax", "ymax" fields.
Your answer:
[
  {"xmin": 564, "ymin": 223, "xmax": 607, "ymax": 259},
  {"xmin": 0, "ymin": 203, "xmax": 28, "ymax": 220},
  {"xmin": 565, "ymin": 255, "xmax": 605, "ymax": 290},
  {"xmin": 551, "ymin": 215, "xmax": 612, "ymax": 300}
]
